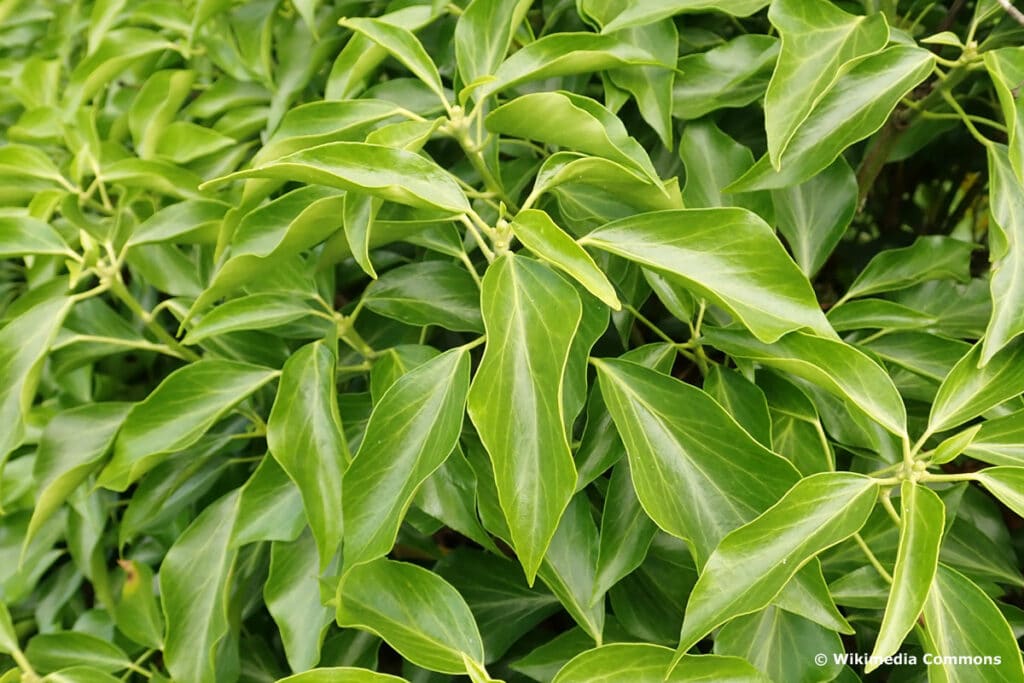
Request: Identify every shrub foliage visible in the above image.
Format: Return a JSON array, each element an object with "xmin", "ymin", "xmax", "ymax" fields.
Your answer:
[{"xmin": 1, "ymin": 0, "xmax": 1024, "ymax": 681}]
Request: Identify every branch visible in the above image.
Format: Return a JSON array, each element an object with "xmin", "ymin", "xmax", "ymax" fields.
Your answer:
[{"xmin": 997, "ymin": 0, "xmax": 1024, "ymax": 26}]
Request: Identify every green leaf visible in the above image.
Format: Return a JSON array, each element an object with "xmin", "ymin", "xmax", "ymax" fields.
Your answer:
[
  {"xmin": 455, "ymin": 0, "xmax": 533, "ymax": 89},
  {"xmin": 511, "ymin": 209, "xmax": 620, "ymax": 310},
  {"xmin": 191, "ymin": 186, "xmax": 345, "ymax": 311},
  {"xmin": 985, "ymin": 48, "xmax": 1024, "ymax": 181},
  {"xmin": 27, "ymin": 403, "xmax": 131, "ymax": 547},
  {"xmin": 553, "ymin": 643, "xmax": 768, "ymax": 682},
  {"xmin": 486, "ymin": 92, "xmax": 660, "ymax": 185},
  {"xmin": 343, "ymin": 348, "xmax": 469, "ymax": 570},
  {"xmin": 868, "ymin": 482, "xmax": 944, "ymax": 669},
  {"xmin": 772, "ymin": 157, "xmax": 856, "ymax": 278},
  {"xmin": 929, "ymin": 338, "xmax": 1024, "ymax": 434},
  {"xmin": 0, "ymin": 602, "xmax": 20, "ymax": 655},
  {"xmin": 764, "ymin": 0, "xmax": 888, "ymax": 167},
  {"xmin": 265, "ymin": 530, "xmax": 333, "ymax": 673},
  {"xmin": 204, "ymin": 142, "xmax": 470, "ymax": 214},
  {"xmin": 478, "ymin": 33, "xmax": 660, "ymax": 99},
  {"xmin": 99, "ymin": 360, "xmax": 276, "ymax": 491},
  {"xmin": 605, "ymin": 20, "xmax": 677, "ymax": 148},
  {"xmin": 63, "ymin": 28, "xmax": 173, "ymax": 111},
  {"xmin": 467, "ymin": 254, "xmax": 582, "ymax": 583},
  {"xmin": 160, "ymin": 493, "xmax": 240, "ymax": 683},
  {"xmin": 713, "ymin": 607, "xmax": 843, "ymax": 683},
  {"xmin": 252, "ymin": 100, "xmax": 402, "ymax": 165},
  {"xmin": 277, "ymin": 669, "xmax": 407, "ymax": 683},
  {"xmin": 596, "ymin": 0, "xmax": 769, "ymax": 31},
  {"xmin": 705, "ymin": 327, "xmax": 908, "ymax": 437},
  {"xmin": 593, "ymin": 358, "xmax": 800, "ymax": 564},
  {"xmin": 732, "ymin": 45, "xmax": 935, "ymax": 191},
  {"xmin": 922, "ymin": 565, "xmax": 1024, "ymax": 682},
  {"xmin": 113, "ymin": 560, "xmax": 164, "ymax": 649},
  {"xmin": 672, "ymin": 35, "xmax": 778, "ymax": 120},
  {"xmin": 703, "ymin": 366, "xmax": 772, "ymax": 447},
  {"xmin": 268, "ymin": 340, "xmax": 348, "ymax": 567},
  {"xmin": 40, "ymin": 668, "xmax": 123, "ymax": 683},
  {"xmin": 678, "ymin": 119, "xmax": 769, "ymax": 216},
  {"xmin": 672, "ymin": 472, "xmax": 878, "ymax": 664},
  {"xmin": 964, "ymin": 410, "xmax": 1024, "ymax": 466},
  {"xmin": 535, "ymin": 494, "xmax": 605, "ymax": 642},
  {"xmin": 127, "ymin": 200, "xmax": 228, "ymax": 247},
  {"xmin": 25, "ymin": 633, "xmax": 130, "ymax": 674},
  {"xmin": 232, "ymin": 455, "xmax": 306, "ymax": 547},
  {"xmin": 974, "ymin": 466, "xmax": 1024, "ymax": 519},
  {"xmin": 437, "ymin": 549, "xmax": 560, "ymax": 663},
  {"xmin": 841, "ymin": 235, "xmax": 975, "ymax": 302},
  {"xmin": 581, "ymin": 209, "xmax": 833, "ymax": 343},
  {"xmin": 981, "ymin": 145, "xmax": 1024, "ymax": 364},
  {"xmin": 592, "ymin": 462, "xmax": 657, "ymax": 602},
  {"xmin": 530, "ymin": 153, "xmax": 682, "ymax": 213},
  {"xmin": 183, "ymin": 293, "xmax": 322, "ymax": 344},
  {"xmin": 338, "ymin": 18, "xmax": 448, "ymax": 108},
  {"xmin": 326, "ymin": 6, "xmax": 436, "ymax": 101},
  {"xmin": 336, "ymin": 559, "xmax": 485, "ymax": 675},
  {"xmin": 363, "ymin": 262, "xmax": 484, "ymax": 333},
  {"xmin": 0, "ymin": 215, "xmax": 72, "ymax": 258},
  {"xmin": 0, "ymin": 293, "xmax": 72, "ymax": 462}
]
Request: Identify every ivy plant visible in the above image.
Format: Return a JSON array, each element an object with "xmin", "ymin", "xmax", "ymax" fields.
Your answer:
[{"xmin": 1, "ymin": 0, "xmax": 1024, "ymax": 681}]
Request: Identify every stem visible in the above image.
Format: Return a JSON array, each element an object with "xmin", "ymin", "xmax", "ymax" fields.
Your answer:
[
  {"xmin": 881, "ymin": 489, "xmax": 902, "ymax": 526},
  {"xmin": 458, "ymin": 214, "xmax": 496, "ymax": 262},
  {"xmin": 996, "ymin": 0, "xmax": 1024, "ymax": 27},
  {"xmin": 623, "ymin": 303, "xmax": 676, "ymax": 345},
  {"xmin": 108, "ymin": 276, "xmax": 201, "ymax": 362},
  {"xmin": 855, "ymin": 533, "xmax": 894, "ymax": 583},
  {"xmin": 940, "ymin": 88, "xmax": 994, "ymax": 147},
  {"xmin": 918, "ymin": 471, "xmax": 980, "ymax": 483}
]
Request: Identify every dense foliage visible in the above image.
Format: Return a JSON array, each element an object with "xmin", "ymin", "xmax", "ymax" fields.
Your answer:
[{"xmin": 2, "ymin": 0, "xmax": 1024, "ymax": 681}]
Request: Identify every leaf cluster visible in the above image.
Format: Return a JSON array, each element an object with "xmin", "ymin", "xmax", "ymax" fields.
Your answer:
[{"xmin": 1, "ymin": 0, "xmax": 1024, "ymax": 682}]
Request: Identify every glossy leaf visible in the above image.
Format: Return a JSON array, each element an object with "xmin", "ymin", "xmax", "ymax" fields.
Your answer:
[
  {"xmin": 673, "ymin": 35, "xmax": 778, "ymax": 120},
  {"xmin": 593, "ymin": 358, "xmax": 800, "ymax": 564},
  {"xmin": 478, "ymin": 33, "xmax": 659, "ymax": 99},
  {"xmin": 842, "ymin": 235, "xmax": 975, "ymax": 302},
  {"xmin": 511, "ymin": 209, "xmax": 620, "ymax": 309},
  {"xmin": 265, "ymin": 530, "xmax": 332, "ymax": 672},
  {"xmin": 764, "ymin": 0, "xmax": 888, "ymax": 166},
  {"xmin": 672, "ymin": 473, "xmax": 878, "ymax": 663},
  {"xmin": 929, "ymin": 338, "xmax": 1024, "ymax": 433},
  {"xmin": 868, "ymin": 482, "xmax": 944, "ymax": 669},
  {"xmin": 0, "ymin": 293, "xmax": 72, "ymax": 461},
  {"xmin": 732, "ymin": 46, "xmax": 935, "ymax": 191},
  {"xmin": 160, "ymin": 493, "xmax": 240, "ymax": 683},
  {"xmin": 183, "ymin": 293, "xmax": 321, "ymax": 344},
  {"xmin": 922, "ymin": 565, "xmax": 1024, "ymax": 682},
  {"xmin": 772, "ymin": 157, "xmax": 857, "ymax": 278},
  {"xmin": 553, "ymin": 643, "xmax": 767, "ymax": 682},
  {"xmin": 581, "ymin": 209, "xmax": 832, "ymax": 343},
  {"xmin": 486, "ymin": 92, "xmax": 660, "ymax": 185},
  {"xmin": 204, "ymin": 142, "xmax": 469, "ymax": 214},
  {"xmin": 985, "ymin": 48, "xmax": 1024, "ymax": 181},
  {"xmin": 705, "ymin": 327, "xmax": 908, "ymax": 437},
  {"xmin": 100, "ymin": 360, "xmax": 276, "ymax": 491},
  {"xmin": 455, "ymin": 0, "xmax": 533, "ymax": 89},
  {"xmin": 363, "ymin": 262, "xmax": 484, "ymax": 333},
  {"xmin": 268, "ymin": 341, "xmax": 348, "ymax": 567},
  {"xmin": 467, "ymin": 254, "xmax": 582, "ymax": 583},
  {"xmin": 343, "ymin": 348, "xmax": 469, "ymax": 570},
  {"xmin": 28, "ymin": 403, "xmax": 131, "ymax": 546},
  {"xmin": 25, "ymin": 633, "xmax": 130, "ymax": 673},
  {"xmin": 0, "ymin": 215, "xmax": 72, "ymax": 258},
  {"xmin": 338, "ymin": 18, "xmax": 447, "ymax": 107},
  {"xmin": 981, "ymin": 144, "xmax": 1024, "ymax": 364},
  {"xmin": 336, "ymin": 559, "xmax": 485, "ymax": 675}
]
